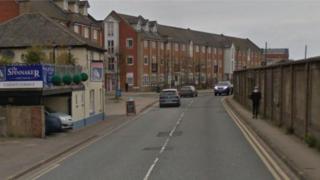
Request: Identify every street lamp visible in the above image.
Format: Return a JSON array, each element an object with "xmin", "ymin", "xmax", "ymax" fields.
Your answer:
[{"xmin": 115, "ymin": 52, "xmax": 120, "ymax": 99}]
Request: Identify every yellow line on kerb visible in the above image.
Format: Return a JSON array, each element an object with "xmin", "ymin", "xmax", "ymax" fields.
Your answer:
[{"xmin": 221, "ymin": 98, "xmax": 290, "ymax": 180}]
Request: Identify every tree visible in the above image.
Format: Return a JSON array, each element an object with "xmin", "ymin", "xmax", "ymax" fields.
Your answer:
[
  {"xmin": 0, "ymin": 55, "xmax": 13, "ymax": 65},
  {"xmin": 22, "ymin": 46, "xmax": 47, "ymax": 64}
]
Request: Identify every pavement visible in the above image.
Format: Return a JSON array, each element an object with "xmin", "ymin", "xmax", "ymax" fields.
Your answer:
[
  {"xmin": 0, "ymin": 92, "xmax": 158, "ymax": 180},
  {"xmin": 26, "ymin": 94, "xmax": 275, "ymax": 180},
  {"xmin": 224, "ymin": 96, "xmax": 320, "ymax": 180}
]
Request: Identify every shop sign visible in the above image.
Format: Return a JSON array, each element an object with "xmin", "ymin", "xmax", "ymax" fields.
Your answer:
[{"xmin": 91, "ymin": 62, "xmax": 104, "ymax": 82}]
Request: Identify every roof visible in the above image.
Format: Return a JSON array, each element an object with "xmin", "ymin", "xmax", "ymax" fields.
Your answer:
[
  {"xmin": 264, "ymin": 48, "xmax": 289, "ymax": 54},
  {"xmin": 20, "ymin": 0, "xmax": 99, "ymax": 27},
  {"xmin": 0, "ymin": 13, "xmax": 104, "ymax": 51},
  {"xmin": 115, "ymin": 11, "xmax": 261, "ymax": 50}
]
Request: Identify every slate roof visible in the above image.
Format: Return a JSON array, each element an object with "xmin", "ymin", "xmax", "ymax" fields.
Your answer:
[
  {"xmin": 0, "ymin": 13, "xmax": 104, "ymax": 51},
  {"xmin": 21, "ymin": 0, "xmax": 99, "ymax": 27},
  {"xmin": 116, "ymin": 12, "xmax": 261, "ymax": 51}
]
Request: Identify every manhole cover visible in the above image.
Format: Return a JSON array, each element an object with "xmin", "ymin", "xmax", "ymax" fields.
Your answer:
[{"xmin": 157, "ymin": 131, "xmax": 183, "ymax": 137}]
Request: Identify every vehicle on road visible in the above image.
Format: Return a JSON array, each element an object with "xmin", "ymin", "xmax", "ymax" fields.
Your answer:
[
  {"xmin": 45, "ymin": 107, "xmax": 73, "ymax": 134},
  {"xmin": 159, "ymin": 89, "xmax": 181, "ymax": 107},
  {"xmin": 179, "ymin": 85, "xmax": 198, "ymax": 97},
  {"xmin": 214, "ymin": 81, "xmax": 233, "ymax": 96}
]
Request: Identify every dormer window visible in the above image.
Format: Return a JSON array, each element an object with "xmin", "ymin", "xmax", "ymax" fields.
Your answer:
[{"xmin": 143, "ymin": 21, "xmax": 149, "ymax": 32}]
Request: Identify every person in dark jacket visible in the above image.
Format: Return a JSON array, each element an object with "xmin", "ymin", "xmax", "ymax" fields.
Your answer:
[{"xmin": 250, "ymin": 86, "xmax": 261, "ymax": 119}]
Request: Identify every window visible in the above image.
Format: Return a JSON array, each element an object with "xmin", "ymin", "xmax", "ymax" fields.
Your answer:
[
  {"xmin": 126, "ymin": 73, "xmax": 134, "ymax": 85},
  {"xmin": 93, "ymin": 29, "xmax": 98, "ymax": 40},
  {"xmin": 107, "ymin": 22, "xmax": 114, "ymax": 36},
  {"xmin": 182, "ymin": 44, "xmax": 186, "ymax": 51},
  {"xmin": 208, "ymin": 47, "xmax": 211, "ymax": 53},
  {"xmin": 152, "ymin": 41, "xmax": 156, "ymax": 49},
  {"xmin": 107, "ymin": 40, "xmax": 114, "ymax": 54},
  {"xmin": 175, "ymin": 43, "xmax": 179, "ymax": 51},
  {"xmin": 126, "ymin": 38, "xmax": 133, "ymax": 48},
  {"xmin": 74, "ymin": 25, "xmax": 79, "ymax": 34},
  {"xmin": 166, "ymin": 42, "xmax": 171, "ymax": 50},
  {"xmin": 160, "ymin": 42, "xmax": 164, "ymax": 50},
  {"xmin": 144, "ymin": 40, "xmax": 148, "ymax": 48},
  {"xmin": 84, "ymin": 27, "xmax": 89, "ymax": 38},
  {"xmin": 143, "ymin": 74, "xmax": 149, "ymax": 86},
  {"xmin": 108, "ymin": 57, "xmax": 115, "ymax": 71},
  {"xmin": 161, "ymin": 59, "xmax": 164, "ymax": 65},
  {"xmin": 195, "ymin": 45, "xmax": 199, "ymax": 52},
  {"xmin": 144, "ymin": 56, "xmax": 148, "ymax": 65},
  {"xmin": 127, "ymin": 56, "xmax": 134, "ymax": 65},
  {"xmin": 202, "ymin": 46, "xmax": 205, "ymax": 53},
  {"xmin": 89, "ymin": 89, "xmax": 95, "ymax": 115}
]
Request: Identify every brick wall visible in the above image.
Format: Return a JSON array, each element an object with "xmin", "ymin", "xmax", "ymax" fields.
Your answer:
[
  {"xmin": 119, "ymin": 19, "xmax": 138, "ymax": 90},
  {"xmin": 1, "ymin": 106, "xmax": 45, "ymax": 138},
  {"xmin": 0, "ymin": 0, "xmax": 19, "ymax": 23}
]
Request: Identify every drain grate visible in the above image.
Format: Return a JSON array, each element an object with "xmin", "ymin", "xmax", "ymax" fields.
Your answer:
[
  {"xmin": 143, "ymin": 146, "xmax": 173, "ymax": 151},
  {"xmin": 157, "ymin": 131, "xmax": 183, "ymax": 137}
]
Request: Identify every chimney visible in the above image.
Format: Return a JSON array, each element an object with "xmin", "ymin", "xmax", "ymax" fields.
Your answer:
[
  {"xmin": 79, "ymin": 1, "xmax": 90, "ymax": 16},
  {"xmin": 16, "ymin": 0, "xmax": 32, "ymax": 14},
  {"xmin": 68, "ymin": 0, "xmax": 80, "ymax": 13},
  {"xmin": 53, "ymin": 0, "xmax": 68, "ymax": 11}
]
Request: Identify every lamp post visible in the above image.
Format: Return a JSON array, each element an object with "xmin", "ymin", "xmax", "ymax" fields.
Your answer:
[{"xmin": 115, "ymin": 52, "xmax": 120, "ymax": 99}]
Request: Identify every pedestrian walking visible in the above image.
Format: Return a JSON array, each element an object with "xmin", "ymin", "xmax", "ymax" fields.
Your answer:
[{"xmin": 249, "ymin": 86, "xmax": 261, "ymax": 119}]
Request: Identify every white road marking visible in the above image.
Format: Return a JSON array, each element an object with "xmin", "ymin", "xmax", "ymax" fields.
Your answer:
[
  {"xmin": 222, "ymin": 98, "xmax": 290, "ymax": 180},
  {"xmin": 31, "ymin": 164, "xmax": 60, "ymax": 180},
  {"xmin": 25, "ymin": 104, "xmax": 156, "ymax": 180},
  {"xmin": 143, "ymin": 157, "xmax": 159, "ymax": 180},
  {"xmin": 143, "ymin": 99, "xmax": 193, "ymax": 180}
]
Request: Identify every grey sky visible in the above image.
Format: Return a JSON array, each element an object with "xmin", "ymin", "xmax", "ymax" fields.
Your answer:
[{"xmin": 88, "ymin": 0, "xmax": 320, "ymax": 60}]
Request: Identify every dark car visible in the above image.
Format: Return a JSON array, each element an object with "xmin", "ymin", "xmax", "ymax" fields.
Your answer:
[
  {"xmin": 214, "ymin": 81, "xmax": 233, "ymax": 96},
  {"xmin": 45, "ymin": 110, "xmax": 62, "ymax": 134},
  {"xmin": 159, "ymin": 89, "xmax": 181, "ymax": 107},
  {"xmin": 179, "ymin": 85, "xmax": 198, "ymax": 97}
]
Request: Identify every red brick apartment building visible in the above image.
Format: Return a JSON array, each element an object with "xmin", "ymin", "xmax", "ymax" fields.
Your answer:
[
  {"xmin": 104, "ymin": 11, "xmax": 262, "ymax": 91},
  {"xmin": 0, "ymin": 0, "xmax": 104, "ymax": 47},
  {"xmin": 263, "ymin": 48, "xmax": 289, "ymax": 65}
]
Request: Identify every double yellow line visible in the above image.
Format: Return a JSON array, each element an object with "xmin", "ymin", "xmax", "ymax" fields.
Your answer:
[{"xmin": 222, "ymin": 98, "xmax": 290, "ymax": 180}]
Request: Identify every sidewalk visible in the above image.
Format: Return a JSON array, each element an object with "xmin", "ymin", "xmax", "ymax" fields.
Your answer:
[
  {"xmin": 0, "ymin": 95, "xmax": 158, "ymax": 180},
  {"xmin": 224, "ymin": 96, "xmax": 320, "ymax": 180},
  {"xmin": 105, "ymin": 92, "xmax": 158, "ymax": 116}
]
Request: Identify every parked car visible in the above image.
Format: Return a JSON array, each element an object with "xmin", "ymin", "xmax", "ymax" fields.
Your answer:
[
  {"xmin": 179, "ymin": 85, "xmax": 198, "ymax": 97},
  {"xmin": 159, "ymin": 89, "xmax": 181, "ymax": 107},
  {"xmin": 214, "ymin": 81, "xmax": 233, "ymax": 96},
  {"xmin": 45, "ymin": 107, "xmax": 73, "ymax": 134}
]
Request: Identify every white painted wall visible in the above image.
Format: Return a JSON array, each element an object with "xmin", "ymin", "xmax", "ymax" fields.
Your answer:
[{"xmin": 224, "ymin": 43, "xmax": 235, "ymax": 78}]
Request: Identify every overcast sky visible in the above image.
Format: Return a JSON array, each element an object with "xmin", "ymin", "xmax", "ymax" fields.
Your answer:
[{"xmin": 88, "ymin": 0, "xmax": 320, "ymax": 60}]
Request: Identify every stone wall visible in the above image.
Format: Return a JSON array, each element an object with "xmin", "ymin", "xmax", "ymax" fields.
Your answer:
[{"xmin": 233, "ymin": 58, "xmax": 320, "ymax": 140}]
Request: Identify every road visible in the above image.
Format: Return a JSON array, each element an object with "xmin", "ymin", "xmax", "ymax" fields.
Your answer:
[{"xmin": 34, "ymin": 93, "xmax": 274, "ymax": 180}]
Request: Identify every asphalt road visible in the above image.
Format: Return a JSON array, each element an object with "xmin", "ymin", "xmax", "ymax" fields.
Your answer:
[{"xmin": 36, "ymin": 94, "xmax": 274, "ymax": 180}]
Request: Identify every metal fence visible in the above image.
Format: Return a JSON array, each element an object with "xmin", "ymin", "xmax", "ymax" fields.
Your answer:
[{"xmin": 233, "ymin": 57, "xmax": 320, "ymax": 140}]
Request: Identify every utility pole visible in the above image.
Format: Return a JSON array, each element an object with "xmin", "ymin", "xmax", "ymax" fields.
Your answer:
[
  {"xmin": 264, "ymin": 42, "xmax": 268, "ymax": 66},
  {"xmin": 304, "ymin": 45, "xmax": 308, "ymax": 60}
]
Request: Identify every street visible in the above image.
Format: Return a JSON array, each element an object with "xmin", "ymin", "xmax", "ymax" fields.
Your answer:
[{"xmin": 34, "ymin": 93, "xmax": 273, "ymax": 180}]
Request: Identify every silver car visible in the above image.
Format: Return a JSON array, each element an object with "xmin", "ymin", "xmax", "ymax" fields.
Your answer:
[
  {"xmin": 45, "ymin": 107, "xmax": 73, "ymax": 129},
  {"xmin": 159, "ymin": 89, "xmax": 181, "ymax": 107}
]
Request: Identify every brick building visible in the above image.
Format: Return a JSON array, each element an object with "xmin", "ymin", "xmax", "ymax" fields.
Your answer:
[
  {"xmin": 263, "ymin": 48, "xmax": 289, "ymax": 65},
  {"xmin": 0, "ymin": 0, "xmax": 104, "ymax": 48},
  {"xmin": 104, "ymin": 11, "xmax": 262, "ymax": 91}
]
